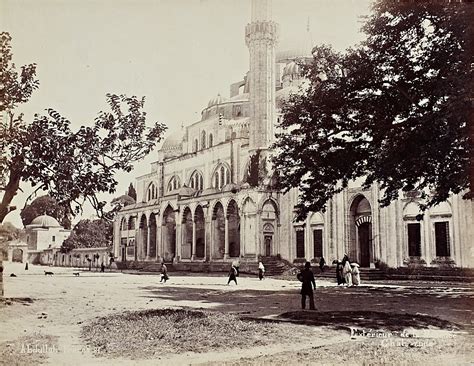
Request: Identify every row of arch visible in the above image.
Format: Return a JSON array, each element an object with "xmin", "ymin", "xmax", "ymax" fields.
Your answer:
[
  {"xmin": 147, "ymin": 163, "xmax": 233, "ymax": 200},
  {"xmin": 119, "ymin": 196, "xmax": 280, "ymax": 262}
]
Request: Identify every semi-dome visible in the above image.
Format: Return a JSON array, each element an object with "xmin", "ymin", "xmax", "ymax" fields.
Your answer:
[
  {"xmin": 276, "ymin": 48, "xmax": 312, "ymax": 63},
  {"xmin": 30, "ymin": 215, "xmax": 61, "ymax": 228},
  {"xmin": 161, "ymin": 129, "xmax": 185, "ymax": 151},
  {"xmin": 207, "ymin": 94, "xmax": 226, "ymax": 108}
]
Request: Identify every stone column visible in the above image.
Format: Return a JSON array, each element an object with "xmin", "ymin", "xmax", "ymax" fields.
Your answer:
[
  {"xmin": 146, "ymin": 223, "xmax": 151, "ymax": 261},
  {"xmin": 191, "ymin": 221, "xmax": 196, "ymax": 261}
]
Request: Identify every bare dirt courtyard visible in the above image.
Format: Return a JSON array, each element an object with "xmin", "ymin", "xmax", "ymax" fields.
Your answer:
[{"xmin": 0, "ymin": 262, "xmax": 473, "ymax": 366}]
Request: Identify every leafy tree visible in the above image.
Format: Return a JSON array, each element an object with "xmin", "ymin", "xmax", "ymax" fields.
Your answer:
[
  {"xmin": 20, "ymin": 195, "xmax": 71, "ymax": 229},
  {"xmin": 0, "ymin": 32, "xmax": 167, "ymax": 223},
  {"xmin": 127, "ymin": 183, "xmax": 137, "ymax": 201},
  {"xmin": 272, "ymin": 1, "xmax": 472, "ymax": 220},
  {"xmin": 105, "ymin": 194, "xmax": 135, "ymax": 221},
  {"xmin": 61, "ymin": 218, "xmax": 112, "ymax": 253}
]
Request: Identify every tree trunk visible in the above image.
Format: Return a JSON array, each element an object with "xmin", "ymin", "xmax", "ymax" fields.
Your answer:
[{"xmin": 0, "ymin": 168, "xmax": 21, "ymax": 224}]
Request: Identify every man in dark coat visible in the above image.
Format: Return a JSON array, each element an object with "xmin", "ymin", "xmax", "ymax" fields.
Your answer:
[{"xmin": 299, "ymin": 262, "xmax": 316, "ymax": 310}]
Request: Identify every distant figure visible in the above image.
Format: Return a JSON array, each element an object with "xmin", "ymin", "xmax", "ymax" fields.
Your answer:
[
  {"xmin": 319, "ymin": 257, "xmax": 326, "ymax": 272},
  {"xmin": 232, "ymin": 260, "xmax": 240, "ymax": 277},
  {"xmin": 343, "ymin": 260, "xmax": 352, "ymax": 286},
  {"xmin": 333, "ymin": 260, "xmax": 344, "ymax": 285},
  {"xmin": 25, "ymin": 262, "xmax": 29, "ymax": 271},
  {"xmin": 341, "ymin": 253, "xmax": 350, "ymax": 266},
  {"xmin": 227, "ymin": 265, "xmax": 238, "ymax": 285},
  {"xmin": 160, "ymin": 263, "xmax": 169, "ymax": 283},
  {"xmin": 258, "ymin": 261, "xmax": 265, "ymax": 280},
  {"xmin": 351, "ymin": 263, "xmax": 361, "ymax": 286},
  {"xmin": 298, "ymin": 262, "xmax": 316, "ymax": 310},
  {"xmin": 10, "ymin": 273, "xmax": 17, "ymax": 277},
  {"xmin": 100, "ymin": 262, "xmax": 105, "ymax": 272}
]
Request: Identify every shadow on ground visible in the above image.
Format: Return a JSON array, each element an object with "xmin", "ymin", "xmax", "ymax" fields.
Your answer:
[{"xmin": 139, "ymin": 283, "xmax": 474, "ymax": 332}]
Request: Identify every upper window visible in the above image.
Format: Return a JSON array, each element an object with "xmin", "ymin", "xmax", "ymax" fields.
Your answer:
[
  {"xmin": 201, "ymin": 131, "xmax": 206, "ymax": 149},
  {"xmin": 189, "ymin": 170, "xmax": 204, "ymax": 191},
  {"xmin": 213, "ymin": 164, "xmax": 231, "ymax": 189},
  {"xmin": 167, "ymin": 175, "xmax": 181, "ymax": 192},
  {"xmin": 147, "ymin": 182, "xmax": 158, "ymax": 201}
]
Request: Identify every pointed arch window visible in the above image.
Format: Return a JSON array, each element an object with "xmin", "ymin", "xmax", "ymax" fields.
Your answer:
[
  {"xmin": 201, "ymin": 131, "xmax": 206, "ymax": 149},
  {"xmin": 213, "ymin": 164, "xmax": 231, "ymax": 189},
  {"xmin": 147, "ymin": 182, "xmax": 158, "ymax": 201},
  {"xmin": 189, "ymin": 170, "xmax": 204, "ymax": 191},
  {"xmin": 167, "ymin": 175, "xmax": 181, "ymax": 192}
]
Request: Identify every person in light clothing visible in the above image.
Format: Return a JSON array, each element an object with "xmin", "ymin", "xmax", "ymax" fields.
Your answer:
[
  {"xmin": 351, "ymin": 263, "xmax": 361, "ymax": 286},
  {"xmin": 343, "ymin": 260, "xmax": 352, "ymax": 286},
  {"xmin": 258, "ymin": 261, "xmax": 265, "ymax": 280}
]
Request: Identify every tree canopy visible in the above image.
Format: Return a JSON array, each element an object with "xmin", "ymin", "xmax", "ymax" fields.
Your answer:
[
  {"xmin": 0, "ymin": 32, "xmax": 167, "ymax": 223},
  {"xmin": 20, "ymin": 195, "xmax": 71, "ymax": 229},
  {"xmin": 61, "ymin": 218, "xmax": 112, "ymax": 252},
  {"xmin": 272, "ymin": 1, "xmax": 473, "ymax": 220}
]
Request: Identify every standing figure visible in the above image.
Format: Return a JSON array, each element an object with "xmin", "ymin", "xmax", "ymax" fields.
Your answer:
[
  {"xmin": 343, "ymin": 260, "xmax": 352, "ymax": 286},
  {"xmin": 258, "ymin": 261, "xmax": 265, "ymax": 280},
  {"xmin": 25, "ymin": 262, "xmax": 29, "ymax": 271},
  {"xmin": 100, "ymin": 262, "xmax": 105, "ymax": 272},
  {"xmin": 160, "ymin": 263, "xmax": 169, "ymax": 283},
  {"xmin": 319, "ymin": 257, "xmax": 326, "ymax": 273},
  {"xmin": 333, "ymin": 260, "xmax": 344, "ymax": 285},
  {"xmin": 351, "ymin": 263, "xmax": 361, "ymax": 286},
  {"xmin": 227, "ymin": 265, "xmax": 238, "ymax": 285},
  {"xmin": 299, "ymin": 262, "xmax": 316, "ymax": 310}
]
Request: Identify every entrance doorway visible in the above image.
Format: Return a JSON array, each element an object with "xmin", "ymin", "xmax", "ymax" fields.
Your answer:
[
  {"xmin": 358, "ymin": 222, "xmax": 371, "ymax": 267},
  {"xmin": 264, "ymin": 235, "xmax": 272, "ymax": 256}
]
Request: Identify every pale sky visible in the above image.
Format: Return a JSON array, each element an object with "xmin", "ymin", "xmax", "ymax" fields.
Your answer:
[{"xmin": 1, "ymin": 0, "xmax": 371, "ymax": 227}]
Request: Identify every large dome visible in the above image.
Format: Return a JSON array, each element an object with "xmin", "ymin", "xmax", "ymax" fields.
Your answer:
[
  {"xmin": 30, "ymin": 215, "xmax": 61, "ymax": 228},
  {"xmin": 207, "ymin": 94, "xmax": 226, "ymax": 108}
]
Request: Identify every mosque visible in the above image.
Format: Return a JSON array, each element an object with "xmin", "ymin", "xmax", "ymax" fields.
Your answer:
[{"xmin": 112, "ymin": 0, "xmax": 474, "ymax": 271}]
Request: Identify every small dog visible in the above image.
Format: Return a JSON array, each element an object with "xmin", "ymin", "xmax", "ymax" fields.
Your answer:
[
  {"xmin": 73, "ymin": 272, "xmax": 80, "ymax": 276},
  {"xmin": 10, "ymin": 273, "xmax": 17, "ymax": 277},
  {"xmin": 44, "ymin": 270, "xmax": 54, "ymax": 276}
]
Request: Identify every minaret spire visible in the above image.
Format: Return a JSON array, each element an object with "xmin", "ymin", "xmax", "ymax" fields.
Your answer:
[{"xmin": 245, "ymin": 0, "xmax": 279, "ymax": 152}]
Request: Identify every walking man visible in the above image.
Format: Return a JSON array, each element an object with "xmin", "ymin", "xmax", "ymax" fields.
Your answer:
[{"xmin": 299, "ymin": 262, "xmax": 316, "ymax": 310}]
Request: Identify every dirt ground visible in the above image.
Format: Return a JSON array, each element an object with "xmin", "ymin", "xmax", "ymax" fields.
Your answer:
[{"xmin": 0, "ymin": 262, "xmax": 473, "ymax": 365}]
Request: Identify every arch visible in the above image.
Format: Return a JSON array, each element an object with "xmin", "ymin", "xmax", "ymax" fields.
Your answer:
[
  {"xmin": 212, "ymin": 163, "xmax": 231, "ymax": 189},
  {"xmin": 189, "ymin": 170, "xmax": 204, "ymax": 191},
  {"xmin": 227, "ymin": 199, "xmax": 240, "ymax": 257},
  {"xmin": 139, "ymin": 214, "xmax": 148, "ymax": 260},
  {"xmin": 201, "ymin": 131, "xmax": 206, "ymax": 149},
  {"xmin": 212, "ymin": 201, "xmax": 225, "ymax": 259},
  {"xmin": 209, "ymin": 133, "xmax": 213, "ymax": 148},
  {"xmin": 349, "ymin": 195, "xmax": 372, "ymax": 267},
  {"xmin": 309, "ymin": 212, "xmax": 324, "ymax": 225},
  {"xmin": 403, "ymin": 202, "xmax": 422, "ymax": 218},
  {"xmin": 162, "ymin": 205, "xmax": 176, "ymax": 262},
  {"xmin": 261, "ymin": 199, "xmax": 279, "ymax": 221},
  {"xmin": 194, "ymin": 205, "xmax": 206, "ymax": 259},
  {"xmin": 128, "ymin": 216, "xmax": 136, "ymax": 230},
  {"xmin": 147, "ymin": 182, "xmax": 158, "ymax": 201},
  {"xmin": 167, "ymin": 175, "xmax": 181, "ymax": 192},
  {"xmin": 149, "ymin": 213, "xmax": 157, "ymax": 258},
  {"xmin": 181, "ymin": 207, "xmax": 193, "ymax": 259},
  {"xmin": 430, "ymin": 201, "xmax": 452, "ymax": 216},
  {"xmin": 12, "ymin": 248, "xmax": 23, "ymax": 263}
]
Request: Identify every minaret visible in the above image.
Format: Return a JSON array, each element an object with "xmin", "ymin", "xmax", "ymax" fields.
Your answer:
[{"xmin": 245, "ymin": 0, "xmax": 279, "ymax": 152}]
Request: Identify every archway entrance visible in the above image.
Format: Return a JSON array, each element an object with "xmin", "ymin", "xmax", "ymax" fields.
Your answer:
[
  {"xmin": 227, "ymin": 200, "xmax": 240, "ymax": 257},
  {"xmin": 12, "ymin": 248, "xmax": 23, "ymax": 263},
  {"xmin": 350, "ymin": 196, "xmax": 372, "ymax": 267},
  {"xmin": 149, "ymin": 213, "xmax": 157, "ymax": 258},
  {"xmin": 261, "ymin": 200, "xmax": 278, "ymax": 257},
  {"xmin": 181, "ymin": 207, "xmax": 193, "ymax": 259},
  {"xmin": 162, "ymin": 206, "xmax": 176, "ymax": 262},
  {"xmin": 194, "ymin": 206, "xmax": 205, "ymax": 259},
  {"xmin": 139, "ymin": 215, "xmax": 148, "ymax": 261},
  {"xmin": 212, "ymin": 202, "xmax": 225, "ymax": 259}
]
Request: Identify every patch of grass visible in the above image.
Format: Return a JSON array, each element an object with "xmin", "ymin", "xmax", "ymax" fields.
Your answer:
[
  {"xmin": 81, "ymin": 308, "xmax": 314, "ymax": 359},
  {"xmin": 0, "ymin": 334, "xmax": 59, "ymax": 366}
]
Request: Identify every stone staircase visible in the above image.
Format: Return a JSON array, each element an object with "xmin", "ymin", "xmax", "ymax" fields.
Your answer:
[{"xmin": 260, "ymin": 256, "xmax": 297, "ymax": 276}]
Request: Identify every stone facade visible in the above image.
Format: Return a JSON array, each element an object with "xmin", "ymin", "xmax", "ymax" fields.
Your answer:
[{"xmin": 112, "ymin": 0, "xmax": 474, "ymax": 269}]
